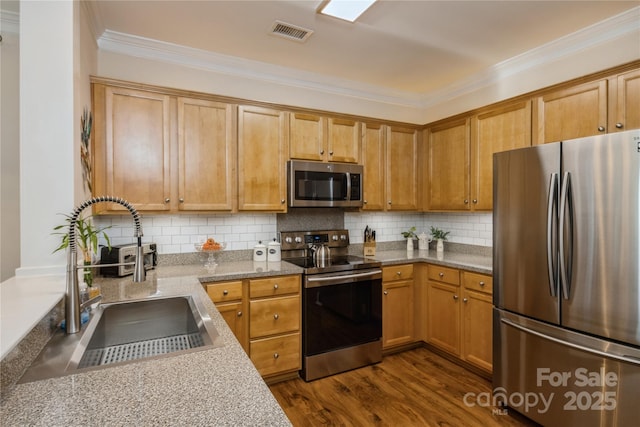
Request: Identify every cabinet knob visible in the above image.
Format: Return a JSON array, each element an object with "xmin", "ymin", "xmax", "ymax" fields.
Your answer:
[
  {"xmin": 164, "ymin": 198, "xmax": 170, "ymax": 203},
  {"xmin": 597, "ymin": 126, "xmax": 605, "ymax": 132},
  {"xmin": 329, "ymin": 151, "xmax": 334, "ymax": 155},
  {"xmin": 453, "ymin": 295, "xmax": 459, "ymax": 300},
  {"xmin": 479, "ymin": 281, "xmax": 485, "ymax": 287},
  {"xmin": 281, "ymin": 199, "xmax": 286, "ymax": 204},
  {"xmin": 463, "ymin": 297, "xmax": 468, "ymax": 303},
  {"xmin": 616, "ymin": 123, "xmax": 624, "ymax": 129},
  {"xmin": 388, "ymin": 200, "xmax": 392, "ymax": 205},
  {"xmin": 439, "ymin": 272, "xmax": 444, "ymax": 278},
  {"xmin": 464, "ymin": 199, "xmax": 469, "ymax": 204},
  {"xmin": 273, "ymin": 353, "xmax": 279, "ymax": 359},
  {"xmin": 274, "ymin": 313, "xmax": 279, "ymax": 320},
  {"xmin": 320, "ymin": 149, "xmax": 325, "ymax": 155},
  {"xmin": 274, "ymin": 283, "xmax": 279, "ymax": 290},
  {"xmin": 396, "ymin": 271, "xmax": 402, "ymax": 276},
  {"xmin": 364, "ymin": 200, "xmax": 368, "ymax": 204},
  {"xmin": 179, "ymin": 198, "xmax": 184, "ymax": 203},
  {"xmin": 472, "ymin": 199, "xmax": 477, "ymax": 204},
  {"xmin": 222, "ymin": 290, "xmax": 228, "ymax": 296},
  {"xmin": 383, "ymin": 291, "xmax": 388, "ymax": 296},
  {"xmin": 237, "ymin": 311, "xmax": 242, "ymax": 317}
]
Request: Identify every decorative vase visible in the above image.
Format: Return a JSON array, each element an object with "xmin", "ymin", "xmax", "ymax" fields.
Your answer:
[
  {"xmin": 406, "ymin": 238, "xmax": 414, "ymax": 252},
  {"xmin": 436, "ymin": 239, "xmax": 444, "ymax": 254}
]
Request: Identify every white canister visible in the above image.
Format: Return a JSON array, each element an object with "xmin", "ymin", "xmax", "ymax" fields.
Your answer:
[
  {"xmin": 267, "ymin": 238, "xmax": 281, "ymax": 262},
  {"xmin": 253, "ymin": 241, "xmax": 267, "ymax": 262}
]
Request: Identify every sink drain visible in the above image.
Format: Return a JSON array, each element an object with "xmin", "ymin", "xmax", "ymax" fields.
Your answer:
[{"xmin": 79, "ymin": 333, "xmax": 205, "ymax": 368}]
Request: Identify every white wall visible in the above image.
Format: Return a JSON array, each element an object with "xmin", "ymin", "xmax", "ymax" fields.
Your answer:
[
  {"xmin": 15, "ymin": 1, "xmax": 96, "ymax": 277},
  {"xmin": 0, "ymin": 6, "xmax": 20, "ymax": 281}
]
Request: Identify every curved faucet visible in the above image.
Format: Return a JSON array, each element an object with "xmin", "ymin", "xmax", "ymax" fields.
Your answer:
[{"xmin": 65, "ymin": 196, "xmax": 145, "ymax": 334}]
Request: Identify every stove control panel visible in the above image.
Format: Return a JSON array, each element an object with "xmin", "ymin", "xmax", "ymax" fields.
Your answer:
[{"xmin": 280, "ymin": 230, "xmax": 350, "ymax": 251}]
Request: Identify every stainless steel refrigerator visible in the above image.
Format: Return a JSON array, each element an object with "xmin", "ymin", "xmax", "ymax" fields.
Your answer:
[{"xmin": 493, "ymin": 129, "xmax": 640, "ymax": 426}]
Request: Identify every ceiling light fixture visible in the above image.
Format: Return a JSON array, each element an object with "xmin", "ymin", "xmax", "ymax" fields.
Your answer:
[{"xmin": 318, "ymin": 0, "xmax": 377, "ymax": 23}]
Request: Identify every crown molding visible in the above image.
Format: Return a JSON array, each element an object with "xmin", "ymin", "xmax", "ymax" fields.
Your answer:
[
  {"xmin": 96, "ymin": 6, "xmax": 639, "ymax": 110},
  {"xmin": 421, "ymin": 6, "xmax": 640, "ymax": 108}
]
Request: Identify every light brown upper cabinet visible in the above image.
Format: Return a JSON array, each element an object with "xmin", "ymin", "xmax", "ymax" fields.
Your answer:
[
  {"xmin": 385, "ymin": 126, "xmax": 419, "ymax": 211},
  {"xmin": 470, "ymin": 100, "xmax": 532, "ymax": 210},
  {"xmin": 609, "ymin": 68, "xmax": 640, "ymax": 132},
  {"xmin": 361, "ymin": 123, "xmax": 386, "ymax": 211},
  {"xmin": 533, "ymin": 79, "xmax": 608, "ymax": 144},
  {"xmin": 237, "ymin": 105, "xmax": 288, "ymax": 212},
  {"xmin": 93, "ymin": 84, "xmax": 172, "ymax": 213},
  {"xmin": 289, "ymin": 113, "xmax": 360, "ymax": 163},
  {"xmin": 177, "ymin": 98, "xmax": 236, "ymax": 211},
  {"xmin": 93, "ymin": 82, "xmax": 238, "ymax": 214},
  {"xmin": 426, "ymin": 118, "xmax": 470, "ymax": 211}
]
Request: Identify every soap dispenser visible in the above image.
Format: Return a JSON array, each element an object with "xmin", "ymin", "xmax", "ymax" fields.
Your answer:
[{"xmin": 253, "ymin": 241, "xmax": 267, "ymax": 262}]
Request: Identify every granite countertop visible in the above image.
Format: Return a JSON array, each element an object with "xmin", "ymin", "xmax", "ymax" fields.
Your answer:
[
  {"xmin": 1, "ymin": 249, "xmax": 491, "ymax": 425},
  {"xmin": 1, "ymin": 273, "xmax": 292, "ymax": 426}
]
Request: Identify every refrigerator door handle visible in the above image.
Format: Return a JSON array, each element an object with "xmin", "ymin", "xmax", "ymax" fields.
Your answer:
[
  {"xmin": 500, "ymin": 317, "xmax": 640, "ymax": 366},
  {"xmin": 559, "ymin": 171, "xmax": 573, "ymax": 300},
  {"xmin": 546, "ymin": 173, "xmax": 559, "ymax": 297}
]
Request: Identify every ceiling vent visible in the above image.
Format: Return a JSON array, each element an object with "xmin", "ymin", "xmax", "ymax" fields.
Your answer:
[{"xmin": 270, "ymin": 21, "xmax": 314, "ymax": 42}]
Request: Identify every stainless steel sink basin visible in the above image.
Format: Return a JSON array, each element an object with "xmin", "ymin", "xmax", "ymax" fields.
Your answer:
[{"xmin": 19, "ymin": 295, "xmax": 224, "ymax": 383}]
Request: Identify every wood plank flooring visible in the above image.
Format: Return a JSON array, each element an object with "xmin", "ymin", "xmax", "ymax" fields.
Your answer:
[{"xmin": 269, "ymin": 347, "xmax": 538, "ymax": 427}]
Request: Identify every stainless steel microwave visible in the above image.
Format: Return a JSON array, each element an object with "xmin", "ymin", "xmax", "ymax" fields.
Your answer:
[{"xmin": 287, "ymin": 160, "xmax": 363, "ymax": 208}]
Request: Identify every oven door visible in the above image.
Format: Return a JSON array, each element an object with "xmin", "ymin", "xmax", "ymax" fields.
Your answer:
[{"xmin": 302, "ymin": 269, "xmax": 382, "ymax": 357}]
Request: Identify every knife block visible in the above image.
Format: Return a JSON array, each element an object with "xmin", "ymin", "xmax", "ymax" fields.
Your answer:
[{"xmin": 363, "ymin": 242, "xmax": 376, "ymax": 257}]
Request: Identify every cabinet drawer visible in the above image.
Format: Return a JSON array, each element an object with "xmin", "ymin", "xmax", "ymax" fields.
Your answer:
[
  {"xmin": 462, "ymin": 272, "xmax": 493, "ymax": 295},
  {"xmin": 250, "ymin": 333, "xmax": 300, "ymax": 377},
  {"xmin": 427, "ymin": 264, "xmax": 460, "ymax": 286},
  {"xmin": 249, "ymin": 275, "xmax": 300, "ymax": 298},
  {"xmin": 249, "ymin": 295, "xmax": 300, "ymax": 338},
  {"xmin": 382, "ymin": 264, "xmax": 414, "ymax": 282},
  {"xmin": 205, "ymin": 280, "xmax": 243, "ymax": 303}
]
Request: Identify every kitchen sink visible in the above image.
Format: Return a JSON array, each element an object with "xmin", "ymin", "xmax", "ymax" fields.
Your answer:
[{"xmin": 19, "ymin": 295, "xmax": 224, "ymax": 383}]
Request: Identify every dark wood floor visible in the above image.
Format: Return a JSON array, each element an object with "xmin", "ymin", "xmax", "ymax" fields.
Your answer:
[{"xmin": 270, "ymin": 347, "xmax": 538, "ymax": 427}]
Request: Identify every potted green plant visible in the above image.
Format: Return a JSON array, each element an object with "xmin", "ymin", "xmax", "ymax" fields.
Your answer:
[
  {"xmin": 430, "ymin": 226, "xmax": 450, "ymax": 253},
  {"xmin": 53, "ymin": 214, "xmax": 112, "ymax": 290},
  {"xmin": 401, "ymin": 226, "xmax": 418, "ymax": 251}
]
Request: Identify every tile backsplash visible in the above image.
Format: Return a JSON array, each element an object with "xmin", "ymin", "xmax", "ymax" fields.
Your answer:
[{"xmin": 94, "ymin": 211, "xmax": 493, "ymax": 255}]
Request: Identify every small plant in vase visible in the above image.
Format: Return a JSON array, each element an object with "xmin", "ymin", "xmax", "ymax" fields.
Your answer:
[
  {"xmin": 430, "ymin": 226, "xmax": 450, "ymax": 253},
  {"xmin": 53, "ymin": 214, "xmax": 112, "ymax": 297},
  {"xmin": 401, "ymin": 226, "xmax": 418, "ymax": 251}
]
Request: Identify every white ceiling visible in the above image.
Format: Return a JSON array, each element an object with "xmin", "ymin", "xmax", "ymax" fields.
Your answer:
[{"xmin": 88, "ymin": 0, "xmax": 639, "ymax": 99}]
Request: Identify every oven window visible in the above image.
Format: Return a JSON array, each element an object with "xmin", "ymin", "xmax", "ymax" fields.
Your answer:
[
  {"xmin": 303, "ymin": 279, "xmax": 382, "ymax": 356},
  {"xmin": 294, "ymin": 170, "xmax": 348, "ymax": 201}
]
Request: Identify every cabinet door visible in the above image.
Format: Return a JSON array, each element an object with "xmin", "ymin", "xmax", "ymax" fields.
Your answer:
[
  {"xmin": 382, "ymin": 279, "xmax": 414, "ymax": 349},
  {"xmin": 362, "ymin": 123, "xmax": 385, "ymax": 210},
  {"xmin": 327, "ymin": 118, "xmax": 360, "ymax": 163},
  {"xmin": 289, "ymin": 113, "xmax": 324, "ymax": 161},
  {"xmin": 534, "ymin": 79, "xmax": 607, "ymax": 144},
  {"xmin": 238, "ymin": 106, "xmax": 288, "ymax": 211},
  {"xmin": 217, "ymin": 301, "xmax": 248, "ymax": 353},
  {"xmin": 610, "ymin": 69, "xmax": 640, "ymax": 132},
  {"xmin": 427, "ymin": 281, "xmax": 461, "ymax": 356},
  {"xmin": 471, "ymin": 101, "xmax": 531, "ymax": 210},
  {"xmin": 386, "ymin": 126, "xmax": 418, "ymax": 211},
  {"xmin": 102, "ymin": 86, "xmax": 171, "ymax": 211},
  {"xmin": 178, "ymin": 98, "xmax": 235, "ymax": 211},
  {"xmin": 462, "ymin": 289, "xmax": 493, "ymax": 373},
  {"xmin": 427, "ymin": 118, "xmax": 470, "ymax": 211},
  {"xmin": 250, "ymin": 333, "xmax": 300, "ymax": 377}
]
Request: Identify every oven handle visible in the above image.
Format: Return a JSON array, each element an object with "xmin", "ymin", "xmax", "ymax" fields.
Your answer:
[{"xmin": 305, "ymin": 269, "xmax": 382, "ymax": 288}]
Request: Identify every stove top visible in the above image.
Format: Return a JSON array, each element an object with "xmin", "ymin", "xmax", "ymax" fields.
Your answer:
[{"xmin": 284, "ymin": 255, "xmax": 381, "ymax": 275}]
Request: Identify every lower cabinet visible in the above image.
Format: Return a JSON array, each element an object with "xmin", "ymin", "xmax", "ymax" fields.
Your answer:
[
  {"xmin": 382, "ymin": 264, "xmax": 415, "ymax": 349},
  {"xmin": 425, "ymin": 264, "xmax": 493, "ymax": 375},
  {"xmin": 204, "ymin": 275, "xmax": 301, "ymax": 380}
]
